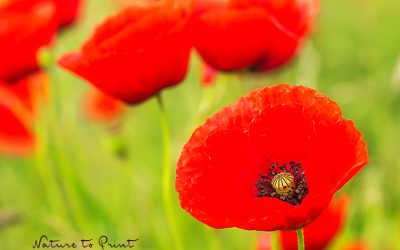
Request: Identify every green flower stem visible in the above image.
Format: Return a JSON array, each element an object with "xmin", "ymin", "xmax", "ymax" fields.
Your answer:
[
  {"xmin": 297, "ymin": 229, "xmax": 305, "ymax": 250},
  {"xmin": 34, "ymin": 115, "xmax": 68, "ymax": 219},
  {"xmin": 271, "ymin": 231, "xmax": 280, "ymax": 250},
  {"xmin": 188, "ymin": 72, "xmax": 229, "ymax": 132},
  {"xmin": 157, "ymin": 94, "xmax": 183, "ymax": 250},
  {"xmin": 39, "ymin": 46, "xmax": 90, "ymax": 232},
  {"xmin": 235, "ymin": 73, "xmax": 246, "ymax": 96},
  {"xmin": 35, "ymin": 47, "xmax": 70, "ymax": 220}
]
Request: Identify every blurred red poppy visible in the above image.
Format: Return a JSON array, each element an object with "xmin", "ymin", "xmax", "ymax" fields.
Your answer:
[
  {"xmin": 0, "ymin": 0, "xmax": 57, "ymax": 82},
  {"xmin": 55, "ymin": 0, "xmax": 83, "ymax": 28},
  {"xmin": 190, "ymin": 0, "xmax": 319, "ymax": 71},
  {"xmin": 277, "ymin": 195, "xmax": 349, "ymax": 250},
  {"xmin": 58, "ymin": 4, "xmax": 192, "ymax": 104},
  {"xmin": 2, "ymin": 0, "xmax": 83, "ymax": 28},
  {"xmin": 176, "ymin": 84, "xmax": 368, "ymax": 231},
  {"xmin": 0, "ymin": 72, "xmax": 47, "ymax": 156},
  {"xmin": 83, "ymin": 87, "xmax": 124, "ymax": 123},
  {"xmin": 201, "ymin": 63, "xmax": 217, "ymax": 86}
]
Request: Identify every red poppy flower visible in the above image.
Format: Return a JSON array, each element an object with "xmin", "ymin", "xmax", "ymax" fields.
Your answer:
[
  {"xmin": 190, "ymin": 0, "xmax": 319, "ymax": 71},
  {"xmin": 176, "ymin": 84, "xmax": 368, "ymax": 231},
  {"xmin": 58, "ymin": 4, "xmax": 192, "ymax": 104},
  {"xmin": 83, "ymin": 87, "xmax": 124, "ymax": 123},
  {"xmin": 0, "ymin": 0, "xmax": 57, "ymax": 82},
  {"xmin": 3, "ymin": 0, "xmax": 83, "ymax": 28},
  {"xmin": 201, "ymin": 63, "xmax": 217, "ymax": 87},
  {"xmin": 0, "ymin": 72, "xmax": 47, "ymax": 156},
  {"xmin": 277, "ymin": 195, "xmax": 349, "ymax": 249}
]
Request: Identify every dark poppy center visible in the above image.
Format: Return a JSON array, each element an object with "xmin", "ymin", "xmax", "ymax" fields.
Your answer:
[{"xmin": 255, "ymin": 162, "xmax": 309, "ymax": 206}]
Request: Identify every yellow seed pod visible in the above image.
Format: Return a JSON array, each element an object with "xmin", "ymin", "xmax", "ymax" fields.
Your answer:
[{"xmin": 271, "ymin": 172, "xmax": 296, "ymax": 197}]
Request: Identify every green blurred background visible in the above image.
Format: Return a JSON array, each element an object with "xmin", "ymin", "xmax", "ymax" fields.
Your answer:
[{"xmin": 1, "ymin": 0, "xmax": 400, "ymax": 249}]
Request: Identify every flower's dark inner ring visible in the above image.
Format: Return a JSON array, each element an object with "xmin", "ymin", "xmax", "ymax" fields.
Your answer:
[{"xmin": 255, "ymin": 162, "xmax": 309, "ymax": 206}]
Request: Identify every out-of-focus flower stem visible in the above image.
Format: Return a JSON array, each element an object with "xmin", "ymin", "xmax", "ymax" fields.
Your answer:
[
  {"xmin": 35, "ymin": 47, "xmax": 70, "ymax": 221},
  {"xmin": 297, "ymin": 229, "xmax": 305, "ymax": 250},
  {"xmin": 271, "ymin": 231, "xmax": 280, "ymax": 250},
  {"xmin": 188, "ymin": 71, "xmax": 228, "ymax": 131},
  {"xmin": 157, "ymin": 94, "xmax": 184, "ymax": 250},
  {"xmin": 34, "ymin": 116, "xmax": 68, "ymax": 219},
  {"xmin": 39, "ymin": 46, "xmax": 89, "ymax": 232}
]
